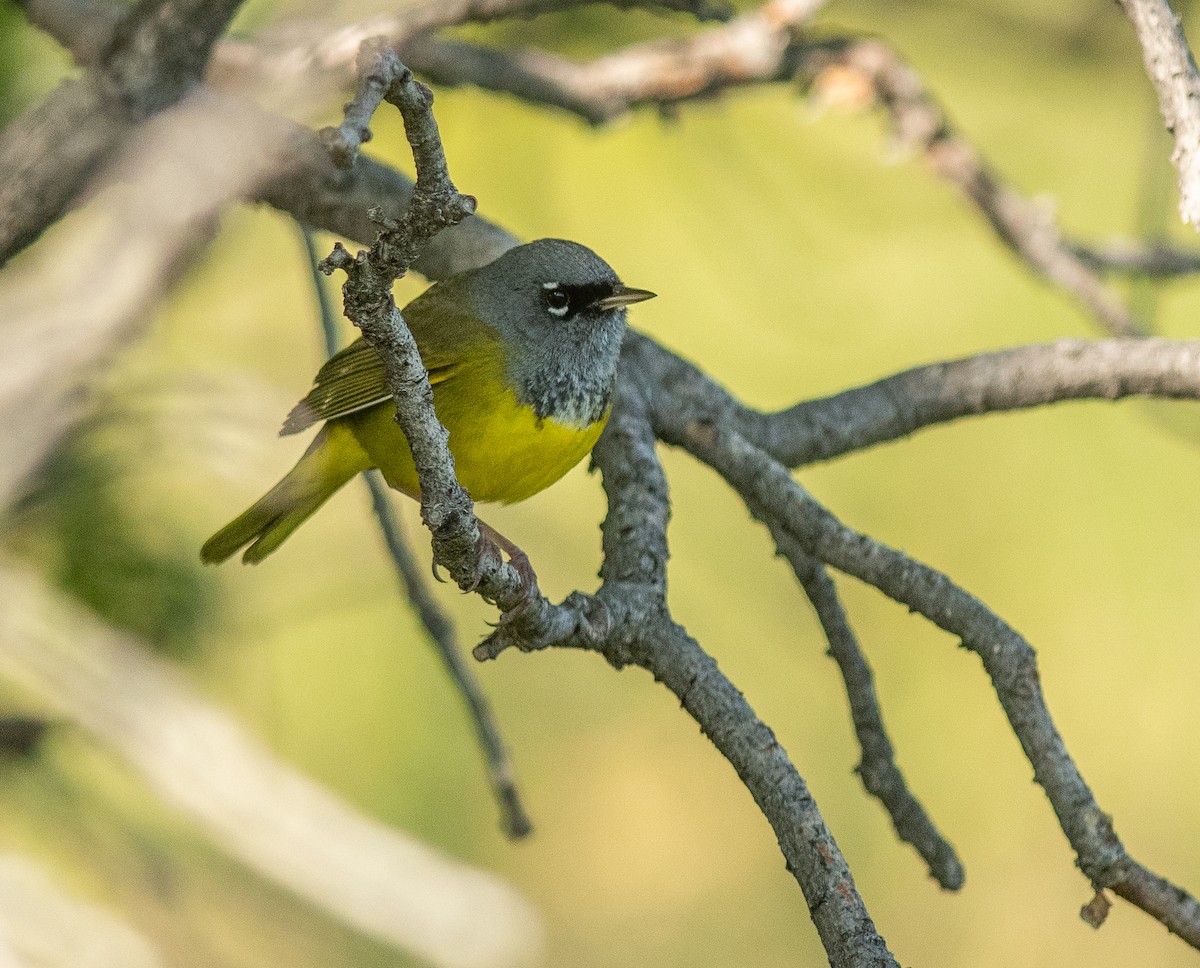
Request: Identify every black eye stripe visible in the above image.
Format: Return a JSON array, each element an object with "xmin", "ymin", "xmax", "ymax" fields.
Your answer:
[{"xmin": 540, "ymin": 280, "xmax": 616, "ymax": 319}]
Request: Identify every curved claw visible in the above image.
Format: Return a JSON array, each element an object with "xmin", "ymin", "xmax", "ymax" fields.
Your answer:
[{"xmin": 488, "ymin": 593, "xmax": 538, "ymax": 630}]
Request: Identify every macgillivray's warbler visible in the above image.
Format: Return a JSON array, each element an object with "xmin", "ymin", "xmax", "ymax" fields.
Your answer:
[{"xmin": 200, "ymin": 238, "xmax": 656, "ymax": 585}]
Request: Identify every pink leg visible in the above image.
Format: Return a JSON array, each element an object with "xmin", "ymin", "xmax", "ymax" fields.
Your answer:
[{"xmin": 477, "ymin": 517, "xmax": 539, "ymax": 597}]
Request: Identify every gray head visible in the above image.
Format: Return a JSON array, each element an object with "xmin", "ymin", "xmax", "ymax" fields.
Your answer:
[{"xmin": 468, "ymin": 239, "xmax": 655, "ymax": 426}]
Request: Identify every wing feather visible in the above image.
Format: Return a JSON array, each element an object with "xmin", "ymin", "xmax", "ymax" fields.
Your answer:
[
  {"xmin": 280, "ymin": 338, "xmax": 457, "ymax": 436},
  {"xmin": 279, "ymin": 276, "xmax": 491, "ymax": 436}
]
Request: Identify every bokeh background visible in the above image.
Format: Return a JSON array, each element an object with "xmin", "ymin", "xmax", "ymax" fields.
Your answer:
[{"xmin": 3, "ymin": 0, "xmax": 1200, "ymax": 965}]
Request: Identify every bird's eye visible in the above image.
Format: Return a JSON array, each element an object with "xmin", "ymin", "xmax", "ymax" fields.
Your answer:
[{"xmin": 544, "ymin": 287, "xmax": 570, "ymax": 316}]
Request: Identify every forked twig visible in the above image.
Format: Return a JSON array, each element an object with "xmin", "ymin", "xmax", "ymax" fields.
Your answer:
[
  {"xmin": 663, "ymin": 410, "xmax": 1200, "ymax": 947},
  {"xmin": 317, "ymin": 40, "xmax": 530, "ymax": 614}
]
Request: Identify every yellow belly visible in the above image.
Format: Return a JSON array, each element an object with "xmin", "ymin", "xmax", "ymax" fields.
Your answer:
[{"xmin": 345, "ymin": 384, "xmax": 609, "ymax": 505}]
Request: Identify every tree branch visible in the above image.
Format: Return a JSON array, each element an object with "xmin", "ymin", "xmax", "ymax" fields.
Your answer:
[
  {"xmin": 299, "ymin": 224, "xmax": 532, "ymax": 839},
  {"xmin": 1118, "ymin": 0, "xmax": 1200, "ymax": 227},
  {"xmin": 400, "ymin": 0, "xmax": 826, "ymax": 125},
  {"xmin": 782, "ymin": 545, "xmax": 964, "ymax": 891},
  {"xmin": 317, "ymin": 43, "xmax": 547, "ymax": 623},
  {"xmin": 752, "ymin": 337, "xmax": 1200, "ymax": 467},
  {"xmin": 481, "ymin": 385, "xmax": 902, "ymax": 968},
  {"xmin": 616, "ymin": 333, "xmax": 1200, "ymax": 470},
  {"xmin": 1, "ymin": 0, "xmax": 244, "ymax": 265},
  {"xmin": 661, "ymin": 415, "xmax": 1200, "ymax": 947},
  {"xmin": 210, "ymin": 0, "xmax": 731, "ymax": 91}
]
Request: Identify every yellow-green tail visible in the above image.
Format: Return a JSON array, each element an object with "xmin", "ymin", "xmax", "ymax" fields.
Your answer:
[{"xmin": 201, "ymin": 422, "xmax": 371, "ymax": 565}]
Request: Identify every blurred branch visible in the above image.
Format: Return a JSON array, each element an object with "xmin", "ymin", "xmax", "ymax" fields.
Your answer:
[
  {"xmin": 15, "ymin": 0, "xmax": 519, "ymax": 280},
  {"xmin": 798, "ymin": 37, "xmax": 1145, "ymax": 337},
  {"xmin": 1, "ymin": 0, "xmax": 244, "ymax": 265},
  {"xmin": 1118, "ymin": 0, "xmax": 1200, "ymax": 227},
  {"xmin": 0, "ymin": 716, "xmax": 51, "ymax": 758},
  {"xmin": 0, "ymin": 90, "xmax": 300, "ymax": 515},
  {"xmin": 1072, "ymin": 239, "xmax": 1200, "ymax": 277},
  {"xmin": 211, "ymin": 0, "xmax": 732, "ymax": 90},
  {"xmin": 299, "ymin": 225, "xmax": 532, "ymax": 839},
  {"xmin": 400, "ymin": 0, "xmax": 826, "ymax": 125},
  {"xmin": 0, "ymin": 561, "xmax": 543, "ymax": 968},
  {"xmin": 0, "ymin": 853, "xmax": 163, "ymax": 968},
  {"xmin": 783, "ymin": 546, "xmax": 964, "ymax": 891},
  {"xmin": 259, "ymin": 122, "xmax": 518, "ymax": 280},
  {"xmin": 0, "ymin": 76, "xmax": 121, "ymax": 266}
]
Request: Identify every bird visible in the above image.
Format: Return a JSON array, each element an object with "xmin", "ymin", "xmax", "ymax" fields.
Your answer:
[{"xmin": 200, "ymin": 238, "xmax": 656, "ymax": 585}]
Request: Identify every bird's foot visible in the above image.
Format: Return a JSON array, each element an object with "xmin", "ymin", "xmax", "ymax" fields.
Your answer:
[
  {"xmin": 471, "ymin": 523, "xmax": 541, "ymax": 630},
  {"xmin": 472, "ymin": 518, "xmax": 539, "ymax": 599}
]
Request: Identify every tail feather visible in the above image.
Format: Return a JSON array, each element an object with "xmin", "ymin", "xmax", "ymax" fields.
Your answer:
[{"xmin": 201, "ymin": 423, "xmax": 371, "ymax": 565}]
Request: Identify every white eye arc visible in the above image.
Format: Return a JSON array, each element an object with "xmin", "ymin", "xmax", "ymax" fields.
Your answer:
[{"xmin": 542, "ymin": 283, "xmax": 570, "ymax": 317}]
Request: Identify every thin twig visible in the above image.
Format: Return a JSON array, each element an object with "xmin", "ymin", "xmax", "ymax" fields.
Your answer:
[
  {"xmin": 1073, "ymin": 239, "xmax": 1200, "ymax": 277},
  {"xmin": 781, "ymin": 543, "xmax": 964, "ymax": 891},
  {"xmin": 298, "ymin": 223, "xmax": 532, "ymax": 838}
]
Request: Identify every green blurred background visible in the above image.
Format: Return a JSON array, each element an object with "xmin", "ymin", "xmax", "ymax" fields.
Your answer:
[{"xmin": 4, "ymin": 0, "xmax": 1200, "ymax": 965}]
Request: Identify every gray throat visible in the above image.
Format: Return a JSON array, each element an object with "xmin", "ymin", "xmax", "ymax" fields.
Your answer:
[{"xmin": 513, "ymin": 318, "xmax": 625, "ymax": 427}]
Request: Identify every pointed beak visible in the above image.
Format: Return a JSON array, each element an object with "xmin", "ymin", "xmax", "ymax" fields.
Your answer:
[{"xmin": 593, "ymin": 285, "xmax": 657, "ymax": 311}]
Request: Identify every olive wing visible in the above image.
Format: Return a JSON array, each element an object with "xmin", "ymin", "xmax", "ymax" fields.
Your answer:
[
  {"xmin": 280, "ymin": 338, "xmax": 467, "ymax": 435},
  {"xmin": 280, "ymin": 277, "xmax": 494, "ymax": 436}
]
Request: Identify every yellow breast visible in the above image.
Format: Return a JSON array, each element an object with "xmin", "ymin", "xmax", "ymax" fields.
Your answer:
[{"xmin": 344, "ymin": 370, "xmax": 609, "ymax": 505}]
